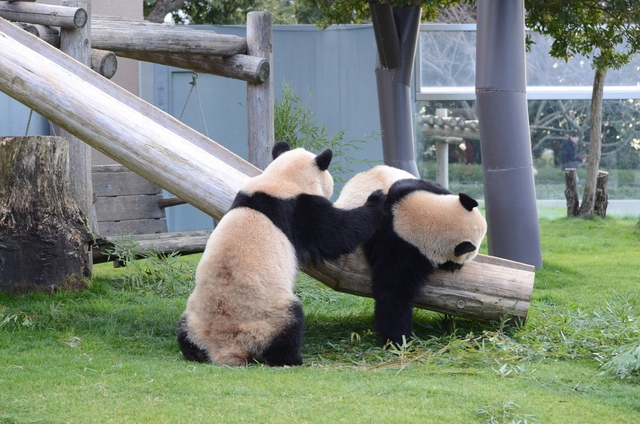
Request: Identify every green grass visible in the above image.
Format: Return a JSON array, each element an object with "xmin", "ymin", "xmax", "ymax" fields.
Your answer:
[{"xmin": 1, "ymin": 217, "xmax": 640, "ymax": 423}]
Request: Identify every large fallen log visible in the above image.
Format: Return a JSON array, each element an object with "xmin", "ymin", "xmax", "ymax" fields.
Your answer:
[
  {"xmin": 0, "ymin": 16, "xmax": 535, "ymax": 322},
  {"xmin": 306, "ymin": 252, "xmax": 534, "ymax": 323}
]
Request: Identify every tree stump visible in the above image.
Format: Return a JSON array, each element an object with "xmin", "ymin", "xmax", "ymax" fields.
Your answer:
[
  {"xmin": 0, "ymin": 136, "xmax": 93, "ymax": 293},
  {"xmin": 564, "ymin": 168, "xmax": 579, "ymax": 217},
  {"xmin": 594, "ymin": 171, "xmax": 609, "ymax": 218}
]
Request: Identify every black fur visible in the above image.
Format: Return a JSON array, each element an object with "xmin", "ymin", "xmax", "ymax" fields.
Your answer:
[
  {"xmin": 231, "ymin": 190, "xmax": 386, "ymax": 266},
  {"xmin": 315, "ymin": 149, "xmax": 333, "ymax": 171},
  {"xmin": 454, "ymin": 241, "xmax": 477, "ymax": 257},
  {"xmin": 259, "ymin": 302, "xmax": 305, "ymax": 366},
  {"xmin": 272, "ymin": 141, "xmax": 290, "ymax": 159},
  {"xmin": 363, "ymin": 179, "xmax": 457, "ymax": 346},
  {"xmin": 364, "ymin": 220, "xmax": 434, "ymax": 347},
  {"xmin": 459, "ymin": 193, "xmax": 479, "ymax": 212},
  {"xmin": 177, "ymin": 315, "xmax": 210, "ymax": 363}
]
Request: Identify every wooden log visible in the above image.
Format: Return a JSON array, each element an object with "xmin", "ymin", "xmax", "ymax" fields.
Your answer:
[
  {"xmin": 0, "ymin": 136, "xmax": 93, "ymax": 293},
  {"xmin": 91, "ymin": 19, "xmax": 246, "ymax": 57},
  {"xmin": 113, "ymin": 51, "xmax": 268, "ymax": 84},
  {"xmin": 564, "ymin": 168, "xmax": 579, "ymax": 217},
  {"xmin": 0, "ymin": 2, "xmax": 86, "ymax": 29},
  {"xmin": 435, "ymin": 109, "xmax": 449, "ymax": 189},
  {"xmin": 19, "ymin": 23, "xmax": 59, "ymax": 46},
  {"xmin": 158, "ymin": 196, "xmax": 187, "ymax": 209},
  {"xmin": 91, "ymin": 49, "xmax": 117, "ymax": 79},
  {"xmin": 92, "ymin": 230, "xmax": 212, "ymax": 264},
  {"xmin": 594, "ymin": 170, "xmax": 609, "ymax": 218},
  {"xmin": 0, "ymin": 16, "xmax": 260, "ymax": 180},
  {"xmin": 305, "ymin": 252, "xmax": 534, "ymax": 324},
  {"xmin": 246, "ymin": 11, "xmax": 274, "ymax": 170},
  {"xmin": 0, "ymin": 17, "xmax": 535, "ymax": 322},
  {"xmin": 13, "ymin": 23, "xmax": 115, "ymax": 79}
]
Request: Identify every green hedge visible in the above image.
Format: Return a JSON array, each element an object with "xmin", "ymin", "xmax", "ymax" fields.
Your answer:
[{"xmin": 417, "ymin": 162, "xmax": 640, "ymax": 199}]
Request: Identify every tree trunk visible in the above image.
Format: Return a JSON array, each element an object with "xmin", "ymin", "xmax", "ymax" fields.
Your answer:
[
  {"xmin": 370, "ymin": 4, "xmax": 421, "ymax": 177},
  {"xmin": 145, "ymin": 0, "xmax": 187, "ymax": 23},
  {"xmin": 594, "ymin": 171, "xmax": 609, "ymax": 218},
  {"xmin": 0, "ymin": 137, "xmax": 93, "ymax": 293},
  {"xmin": 579, "ymin": 67, "xmax": 607, "ymax": 217},
  {"xmin": 564, "ymin": 168, "xmax": 579, "ymax": 217}
]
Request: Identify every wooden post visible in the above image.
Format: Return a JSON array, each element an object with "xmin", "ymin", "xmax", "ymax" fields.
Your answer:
[
  {"xmin": 55, "ymin": 0, "xmax": 95, "ymax": 272},
  {"xmin": 594, "ymin": 170, "xmax": 609, "ymax": 218},
  {"xmin": 0, "ymin": 137, "xmax": 92, "ymax": 293},
  {"xmin": 564, "ymin": 168, "xmax": 579, "ymax": 217},
  {"xmin": 246, "ymin": 11, "xmax": 274, "ymax": 170},
  {"xmin": 435, "ymin": 108, "xmax": 449, "ymax": 188}
]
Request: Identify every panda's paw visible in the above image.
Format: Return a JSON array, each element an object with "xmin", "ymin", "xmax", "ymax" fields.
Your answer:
[
  {"xmin": 365, "ymin": 189, "xmax": 386, "ymax": 207},
  {"xmin": 438, "ymin": 261, "xmax": 464, "ymax": 272}
]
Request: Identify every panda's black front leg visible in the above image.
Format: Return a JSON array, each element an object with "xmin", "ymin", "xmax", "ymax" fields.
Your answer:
[
  {"xmin": 293, "ymin": 190, "xmax": 386, "ymax": 264},
  {"xmin": 366, "ymin": 236, "xmax": 434, "ymax": 346},
  {"xmin": 372, "ymin": 277, "xmax": 416, "ymax": 347}
]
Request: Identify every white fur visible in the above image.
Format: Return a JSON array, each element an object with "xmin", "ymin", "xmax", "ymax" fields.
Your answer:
[
  {"xmin": 334, "ymin": 165, "xmax": 414, "ymax": 209},
  {"xmin": 392, "ymin": 191, "xmax": 486, "ymax": 265},
  {"xmin": 181, "ymin": 147, "xmax": 332, "ymax": 365}
]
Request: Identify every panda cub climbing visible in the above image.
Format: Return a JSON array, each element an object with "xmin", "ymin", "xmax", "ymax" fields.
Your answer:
[
  {"xmin": 177, "ymin": 141, "xmax": 385, "ymax": 366},
  {"xmin": 335, "ymin": 165, "xmax": 487, "ymax": 346}
]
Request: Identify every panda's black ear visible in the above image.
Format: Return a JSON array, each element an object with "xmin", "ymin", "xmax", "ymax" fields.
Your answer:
[
  {"xmin": 454, "ymin": 241, "xmax": 477, "ymax": 257},
  {"xmin": 315, "ymin": 149, "xmax": 333, "ymax": 171},
  {"xmin": 459, "ymin": 193, "xmax": 478, "ymax": 212},
  {"xmin": 272, "ymin": 141, "xmax": 290, "ymax": 160}
]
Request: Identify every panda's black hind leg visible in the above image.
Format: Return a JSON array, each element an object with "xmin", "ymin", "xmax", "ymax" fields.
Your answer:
[
  {"xmin": 177, "ymin": 315, "xmax": 210, "ymax": 363},
  {"xmin": 260, "ymin": 302, "xmax": 304, "ymax": 366}
]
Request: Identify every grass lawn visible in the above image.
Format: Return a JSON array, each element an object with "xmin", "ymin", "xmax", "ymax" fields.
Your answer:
[{"xmin": 1, "ymin": 215, "xmax": 639, "ymax": 423}]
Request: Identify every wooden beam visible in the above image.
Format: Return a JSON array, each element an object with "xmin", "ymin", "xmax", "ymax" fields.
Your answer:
[
  {"xmin": 91, "ymin": 49, "xmax": 117, "ymax": 80},
  {"xmin": 0, "ymin": 1, "xmax": 87, "ymax": 29},
  {"xmin": 91, "ymin": 18, "xmax": 246, "ymax": 57},
  {"xmin": 246, "ymin": 11, "xmax": 274, "ymax": 170},
  {"xmin": 113, "ymin": 51, "xmax": 268, "ymax": 84}
]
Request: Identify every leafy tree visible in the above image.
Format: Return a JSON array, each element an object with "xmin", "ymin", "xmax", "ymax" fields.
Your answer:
[
  {"xmin": 145, "ymin": 0, "xmax": 300, "ymax": 24},
  {"xmin": 525, "ymin": 0, "xmax": 640, "ymax": 217},
  {"xmin": 144, "ymin": 0, "xmax": 187, "ymax": 23}
]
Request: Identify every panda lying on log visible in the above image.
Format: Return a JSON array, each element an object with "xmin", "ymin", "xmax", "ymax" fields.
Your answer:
[{"xmin": 335, "ymin": 165, "xmax": 487, "ymax": 346}]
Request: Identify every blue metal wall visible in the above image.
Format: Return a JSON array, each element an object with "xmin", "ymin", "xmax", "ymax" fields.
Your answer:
[{"xmin": 148, "ymin": 25, "xmax": 386, "ymax": 231}]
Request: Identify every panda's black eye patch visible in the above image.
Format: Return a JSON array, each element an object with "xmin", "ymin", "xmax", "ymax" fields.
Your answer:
[{"xmin": 454, "ymin": 241, "xmax": 476, "ymax": 257}]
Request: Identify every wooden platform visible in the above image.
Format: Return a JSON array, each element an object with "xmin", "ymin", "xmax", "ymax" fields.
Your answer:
[{"xmin": 92, "ymin": 164, "xmax": 211, "ymax": 264}]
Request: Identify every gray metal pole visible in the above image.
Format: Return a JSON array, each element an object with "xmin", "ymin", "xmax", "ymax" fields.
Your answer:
[
  {"xmin": 372, "ymin": 5, "xmax": 421, "ymax": 177},
  {"xmin": 475, "ymin": 0, "xmax": 543, "ymax": 267}
]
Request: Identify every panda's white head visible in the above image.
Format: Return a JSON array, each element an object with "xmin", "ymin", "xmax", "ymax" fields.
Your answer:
[
  {"xmin": 391, "ymin": 182, "xmax": 487, "ymax": 266},
  {"xmin": 242, "ymin": 141, "xmax": 334, "ymax": 199}
]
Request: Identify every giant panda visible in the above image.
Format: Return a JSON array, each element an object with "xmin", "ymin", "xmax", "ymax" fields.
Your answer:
[
  {"xmin": 177, "ymin": 141, "xmax": 385, "ymax": 366},
  {"xmin": 334, "ymin": 165, "xmax": 487, "ymax": 346}
]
